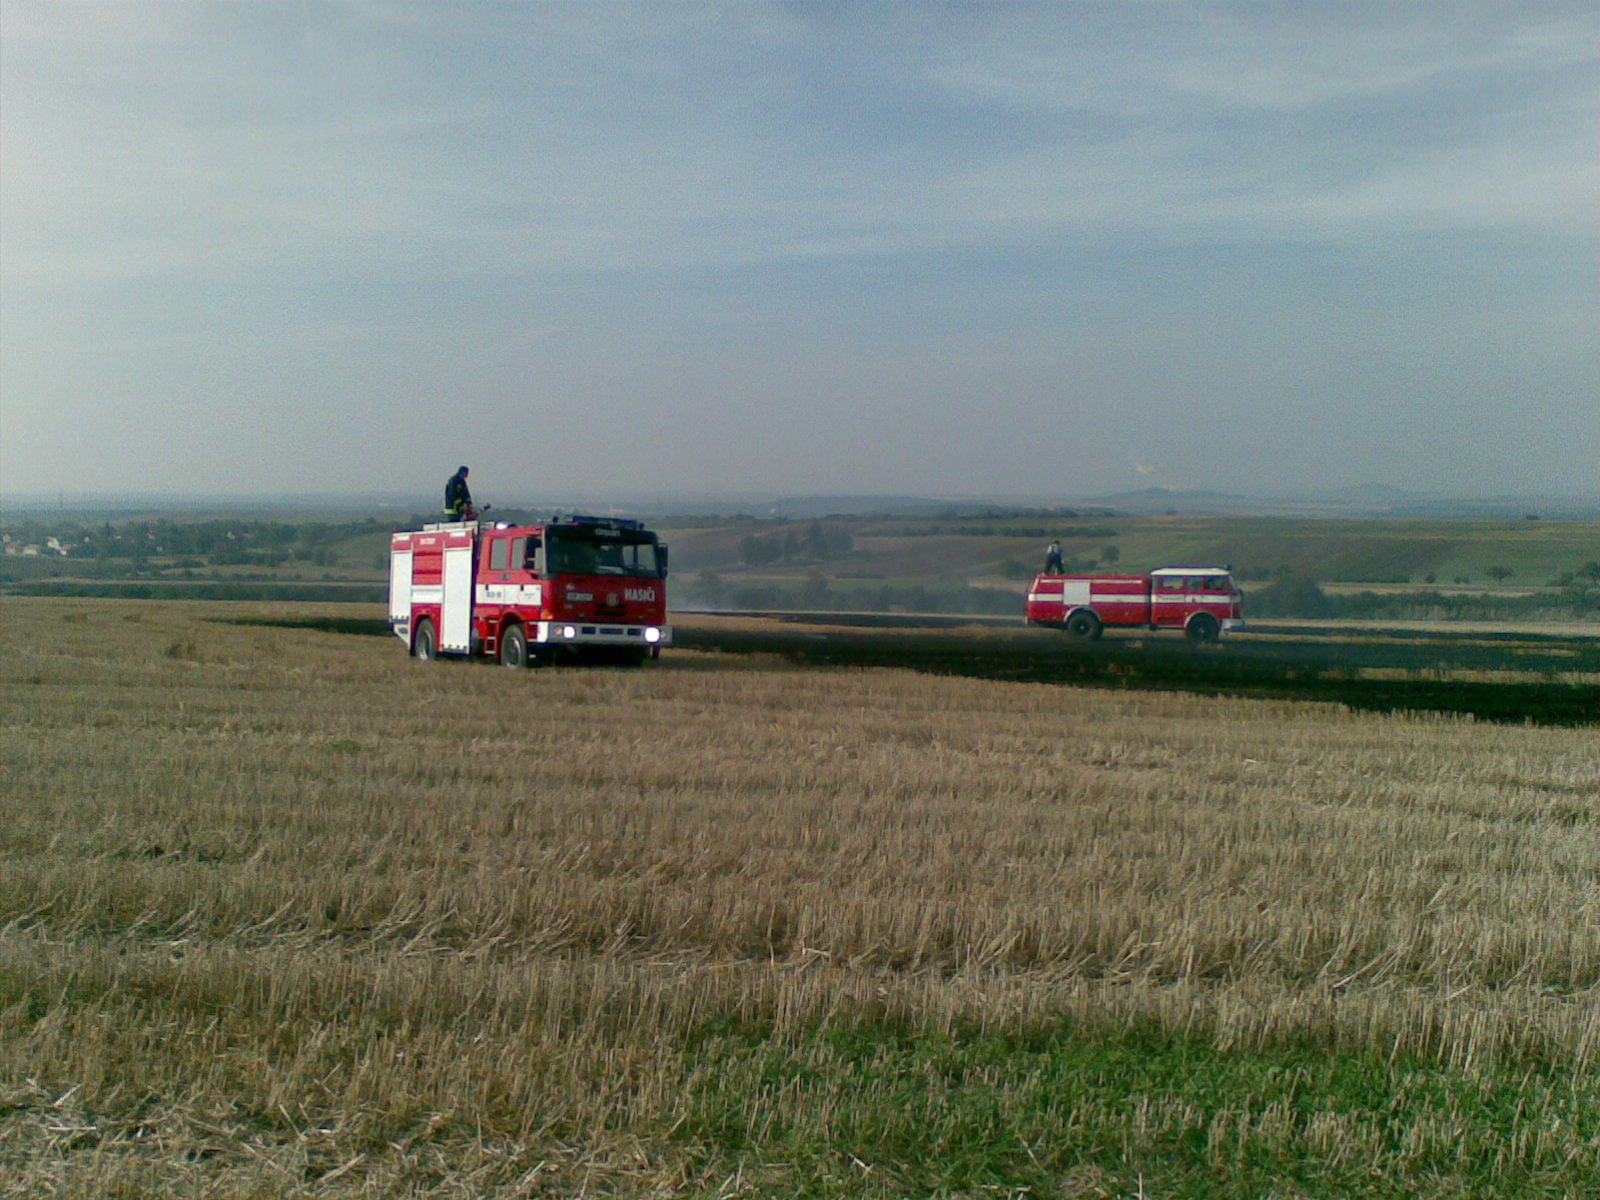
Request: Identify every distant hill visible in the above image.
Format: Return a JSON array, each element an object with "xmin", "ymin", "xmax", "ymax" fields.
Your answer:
[
  {"xmin": 1069, "ymin": 486, "xmax": 1600, "ymax": 520},
  {"xmin": 6, "ymin": 487, "xmax": 1597, "ymax": 524}
]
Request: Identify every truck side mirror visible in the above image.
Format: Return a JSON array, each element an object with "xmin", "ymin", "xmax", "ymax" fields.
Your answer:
[{"xmin": 658, "ymin": 543, "xmax": 669, "ymax": 579}]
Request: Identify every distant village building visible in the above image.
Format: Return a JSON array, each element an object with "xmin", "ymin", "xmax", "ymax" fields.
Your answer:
[{"xmin": 3, "ymin": 533, "xmax": 75, "ymax": 556}]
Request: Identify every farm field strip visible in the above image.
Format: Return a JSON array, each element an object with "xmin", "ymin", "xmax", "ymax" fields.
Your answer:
[{"xmin": 2, "ymin": 598, "xmax": 1598, "ymax": 1197}]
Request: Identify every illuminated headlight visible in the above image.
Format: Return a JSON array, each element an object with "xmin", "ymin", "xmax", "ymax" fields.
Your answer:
[
  {"xmin": 562, "ymin": 625, "xmax": 578, "ymax": 640},
  {"xmin": 643, "ymin": 627, "xmax": 662, "ymax": 644}
]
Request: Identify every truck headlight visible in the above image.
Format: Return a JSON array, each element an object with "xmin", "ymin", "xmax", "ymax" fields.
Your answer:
[
  {"xmin": 644, "ymin": 627, "xmax": 662, "ymax": 644},
  {"xmin": 562, "ymin": 625, "xmax": 577, "ymax": 640}
]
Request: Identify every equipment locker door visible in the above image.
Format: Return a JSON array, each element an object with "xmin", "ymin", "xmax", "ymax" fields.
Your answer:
[
  {"xmin": 388, "ymin": 550, "xmax": 413, "ymax": 625},
  {"xmin": 441, "ymin": 544, "xmax": 474, "ymax": 652}
]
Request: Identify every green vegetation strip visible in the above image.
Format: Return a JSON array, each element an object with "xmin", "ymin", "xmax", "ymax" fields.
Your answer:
[
  {"xmin": 9, "ymin": 579, "xmax": 385, "ymax": 603},
  {"xmin": 672, "ymin": 1018, "xmax": 1596, "ymax": 1199}
]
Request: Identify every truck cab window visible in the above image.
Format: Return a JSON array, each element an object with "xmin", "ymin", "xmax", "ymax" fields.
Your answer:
[
  {"xmin": 489, "ymin": 539, "xmax": 508, "ymax": 570},
  {"xmin": 548, "ymin": 530, "xmax": 661, "ymax": 578}
]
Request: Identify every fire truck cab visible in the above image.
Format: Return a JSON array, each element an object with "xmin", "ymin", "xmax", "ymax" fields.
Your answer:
[
  {"xmin": 1026, "ymin": 566, "xmax": 1243, "ymax": 642},
  {"xmin": 389, "ymin": 515, "xmax": 671, "ymax": 666}
]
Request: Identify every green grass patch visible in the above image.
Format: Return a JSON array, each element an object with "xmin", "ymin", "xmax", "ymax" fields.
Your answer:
[{"xmin": 671, "ymin": 1017, "xmax": 1597, "ymax": 1198}]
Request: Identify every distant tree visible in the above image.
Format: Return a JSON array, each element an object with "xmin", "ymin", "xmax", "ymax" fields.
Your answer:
[
  {"xmin": 696, "ymin": 569, "xmax": 726, "ymax": 607},
  {"xmin": 1485, "ymin": 565, "xmax": 1514, "ymax": 583},
  {"xmin": 1251, "ymin": 571, "xmax": 1335, "ymax": 618},
  {"xmin": 799, "ymin": 570, "xmax": 831, "ymax": 609},
  {"xmin": 739, "ymin": 534, "xmax": 780, "ymax": 566},
  {"xmin": 804, "ymin": 520, "xmax": 828, "ymax": 560},
  {"xmin": 1099, "ymin": 545, "xmax": 1121, "ymax": 567}
]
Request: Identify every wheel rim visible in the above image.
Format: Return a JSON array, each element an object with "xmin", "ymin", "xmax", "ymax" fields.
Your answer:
[{"xmin": 501, "ymin": 629, "xmax": 525, "ymax": 667}]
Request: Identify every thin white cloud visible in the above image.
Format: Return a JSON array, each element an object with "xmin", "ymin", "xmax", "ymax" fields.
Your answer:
[
  {"xmin": 1, "ymin": 1, "xmax": 1596, "ymax": 497},
  {"xmin": 5, "ymin": 0, "xmax": 1594, "ymax": 286}
]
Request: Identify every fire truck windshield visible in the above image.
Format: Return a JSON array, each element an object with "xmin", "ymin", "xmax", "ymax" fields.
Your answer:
[{"xmin": 547, "ymin": 528, "xmax": 663, "ymax": 578}]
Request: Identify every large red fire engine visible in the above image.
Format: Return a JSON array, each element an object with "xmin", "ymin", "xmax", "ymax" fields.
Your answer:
[
  {"xmin": 1026, "ymin": 567, "xmax": 1244, "ymax": 642},
  {"xmin": 389, "ymin": 515, "xmax": 671, "ymax": 666}
]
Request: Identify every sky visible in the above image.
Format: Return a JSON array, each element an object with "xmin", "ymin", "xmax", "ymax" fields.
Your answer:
[{"xmin": 2, "ymin": 1, "xmax": 1597, "ymax": 504}]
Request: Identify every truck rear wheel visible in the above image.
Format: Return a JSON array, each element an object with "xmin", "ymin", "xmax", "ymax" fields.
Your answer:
[
  {"xmin": 1187, "ymin": 614, "xmax": 1219, "ymax": 643},
  {"xmin": 499, "ymin": 624, "xmax": 528, "ymax": 669},
  {"xmin": 1065, "ymin": 611, "xmax": 1102, "ymax": 640},
  {"xmin": 413, "ymin": 619, "xmax": 437, "ymax": 661}
]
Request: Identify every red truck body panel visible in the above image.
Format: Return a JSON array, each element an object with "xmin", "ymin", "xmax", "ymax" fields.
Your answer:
[
  {"xmin": 390, "ymin": 516, "xmax": 671, "ymax": 664},
  {"xmin": 1026, "ymin": 567, "xmax": 1243, "ymax": 640}
]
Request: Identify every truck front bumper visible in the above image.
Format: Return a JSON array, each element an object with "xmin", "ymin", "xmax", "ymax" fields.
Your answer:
[{"xmin": 532, "ymin": 622, "xmax": 673, "ymax": 648}]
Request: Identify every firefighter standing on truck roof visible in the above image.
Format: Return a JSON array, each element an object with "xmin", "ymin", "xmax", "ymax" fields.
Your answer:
[
  {"xmin": 444, "ymin": 465, "xmax": 474, "ymax": 521},
  {"xmin": 1044, "ymin": 540, "xmax": 1064, "ymax": 574}
]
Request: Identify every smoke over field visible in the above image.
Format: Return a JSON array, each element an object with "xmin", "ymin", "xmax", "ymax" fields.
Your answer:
[{"xmin": 2, "ymin": 599, "xmax": 1596, "ymax": 1197}]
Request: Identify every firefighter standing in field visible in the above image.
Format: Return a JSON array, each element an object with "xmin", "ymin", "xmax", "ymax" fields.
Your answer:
[{"xmin": 444, "ymin": 465, "xmax": 476, "ymax": 521}]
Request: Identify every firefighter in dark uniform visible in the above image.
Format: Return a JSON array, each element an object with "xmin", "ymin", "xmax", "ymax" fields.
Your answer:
[{"xmin": 444, "ymin": 466, "xmax": 475, "ymax": 521}]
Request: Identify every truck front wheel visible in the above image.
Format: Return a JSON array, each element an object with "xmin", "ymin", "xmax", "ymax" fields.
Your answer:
[
  {"xmin": 413, "ymin": 618, "xmax": 438, "ymax": 661},
  {"xmin": 1065, "ymin": 611, "xmax": 1102, "ymax": 640},
  {"xmin": 499, "ymin": 624, "xmax": 529, "ymax": 669},
  {"xmin": 1187, "ymin": 614, "xmax": 1219, "ymax": 643}
]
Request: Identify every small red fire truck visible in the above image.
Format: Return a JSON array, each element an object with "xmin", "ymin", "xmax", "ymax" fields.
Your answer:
[
  {"xmin": 1026, "ymin": 566, "xmax": 1243, "ymax": 642},
  {"xmin": 389, "ymin": 515, "xmax": 671, "ymax": 666}
]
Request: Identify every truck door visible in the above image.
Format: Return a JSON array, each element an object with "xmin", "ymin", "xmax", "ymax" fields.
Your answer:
[
  {"xmin": 477, "ymin": 532, "xmax": 543, "ymax": 616},
  {"xmin": 1151, "ymin": 573, "xmax": 1188, "ymax": 627}
]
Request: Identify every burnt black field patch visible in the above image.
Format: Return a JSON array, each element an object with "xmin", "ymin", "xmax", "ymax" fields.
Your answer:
[
  {"xmin": 675, "ymin": 622, "xmax": 1600, "ymax": 727},
  {"xmin": 213, "ymin": 610, "xmax": 1598, "ymax": 726},
  {"xmin": 219, "ymin": 615, "xmax": 394, "ymax": 638}
]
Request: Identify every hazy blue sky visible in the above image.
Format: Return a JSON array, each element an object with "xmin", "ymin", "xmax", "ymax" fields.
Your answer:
[{"xmin": 3, "ymin": 1, "xmax": 1596, "ymax": 503}]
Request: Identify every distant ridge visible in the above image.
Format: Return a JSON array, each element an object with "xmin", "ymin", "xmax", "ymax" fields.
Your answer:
[
  {"xmin": 4, "ymin": 488, "xmax": 1596, "ymax": 522},
  {"xmin": 1070, "ymin": 486, "xmax": 1599, "ymax": 520}
]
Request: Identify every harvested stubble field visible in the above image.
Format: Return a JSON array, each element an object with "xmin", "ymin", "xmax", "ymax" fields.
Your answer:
[{"xmin": 2, "ymin": 599, "xmax": 1597, "ymax": 1199}]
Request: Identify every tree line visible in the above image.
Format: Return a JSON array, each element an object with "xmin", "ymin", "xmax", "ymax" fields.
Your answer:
[
  {"xmin": 738, "ymin": 521, "xmax": 854, "ymax": 566},
  {"xmin": 1, "ymin": 516, "xmax": 396, "ymax": 571}
]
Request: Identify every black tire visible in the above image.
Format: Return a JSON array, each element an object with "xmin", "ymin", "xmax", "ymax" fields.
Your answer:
[
  {"xmin": 499, "ymin": 624, "xmax": 528, "ymax": 669},
  {"xmin": 1065, "ymin": 611, "xmax": 1101, "ymax": 640},
  {"xmin": 413, "ymin": 619, "xmax": 437, "ymax": 661},
  {"xmin": 1187, "ymin": 614, "xmax": 1219, "ymax": 643}
]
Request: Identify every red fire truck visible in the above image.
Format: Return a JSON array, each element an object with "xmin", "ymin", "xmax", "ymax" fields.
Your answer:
[
  {"xmin": 389, "ymin": 515, "xmax": 671, "ymax": 666},
  {"xmin": 1026, "ymin": 566, "xmax": 1243, "ymax": 642}
]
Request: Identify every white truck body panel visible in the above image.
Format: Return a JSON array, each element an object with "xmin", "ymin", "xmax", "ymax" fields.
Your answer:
[
  {"xmin": 388, "ymin": 549, "xmax": 413, "ymax": 640},
  {"xmin": 441, "ymin": 544, "xmax": 475, "ymax": 652}
]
